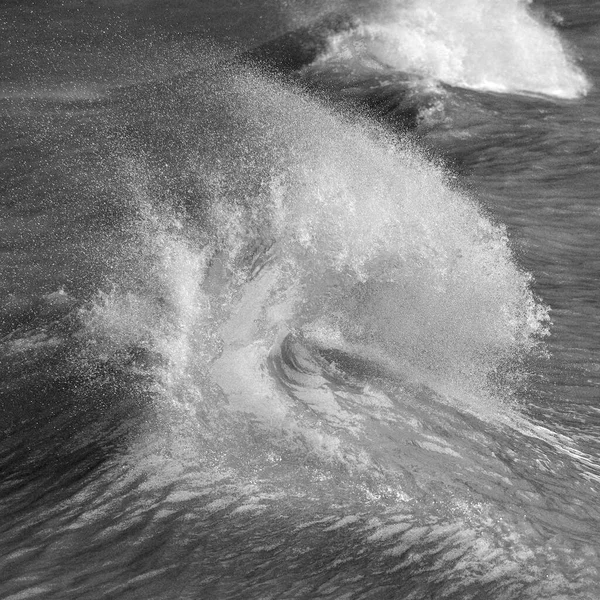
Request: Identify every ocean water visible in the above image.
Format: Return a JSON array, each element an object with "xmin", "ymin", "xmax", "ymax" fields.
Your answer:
[{"xmin": 1, "ymin": 0, "xmax": 599, "ymax": 598}]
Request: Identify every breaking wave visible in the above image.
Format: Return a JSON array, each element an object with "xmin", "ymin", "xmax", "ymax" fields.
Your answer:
[
  {"xmin": 311, "ymin": 0, "xmax": 590, "ymax": 98},
  {"xmin": 78, "ymin": 64, "xmax": 548, "ymax": 436}
]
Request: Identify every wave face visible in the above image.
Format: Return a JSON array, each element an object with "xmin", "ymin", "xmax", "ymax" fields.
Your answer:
[{"xmin": 310, "ymin": 0, "xmax": 589, "ymax": 98}]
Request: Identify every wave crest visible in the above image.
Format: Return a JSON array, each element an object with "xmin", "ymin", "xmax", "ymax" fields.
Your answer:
[
  {"xmin": 79, "ymin": 64, "xmax": 549, "ymax": 423},
  {"xmin": 314, "ymin": 0, "xmax": 589, "ymax": 99}
]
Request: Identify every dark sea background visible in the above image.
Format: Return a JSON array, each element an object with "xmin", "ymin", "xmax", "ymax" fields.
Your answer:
[{"xmin": 1, "ymin": 0, "xmax": 600, "ymax": 598}]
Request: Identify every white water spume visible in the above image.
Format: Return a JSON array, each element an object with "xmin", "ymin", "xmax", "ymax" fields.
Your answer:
[
  {"xmin": 78, "ymin": 62, "xmax": 550, "ymax": 463},
  {"xmin": 79, "ymin": 162, "xmax": 215, "ymax": 412},
  {"xmin": 320, "ymin": 0, "xmax": 589, "ymax": 98}
]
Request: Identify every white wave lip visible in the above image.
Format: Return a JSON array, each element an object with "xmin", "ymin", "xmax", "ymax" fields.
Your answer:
[{"xmin": 325, "ymin": 0, "xmax": 590, "ymax": 99}]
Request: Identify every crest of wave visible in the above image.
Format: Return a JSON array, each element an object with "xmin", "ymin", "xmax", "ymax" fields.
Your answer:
[
  {"xmin": 79, "ymin": 63, "xmax": 549, "ymax": 411},
  {"xmin": 319, "ymin": 0, "xmax": 589, "ymax": 98},
  {"xmin": 191, "ymin": 68, "xmax": 550, "ymax": 405}
]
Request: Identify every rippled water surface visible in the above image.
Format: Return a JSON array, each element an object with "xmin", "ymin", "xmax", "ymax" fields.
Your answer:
[{"xmin": 1, "ymin": 1, "xmax": 600, "ymax": 598}]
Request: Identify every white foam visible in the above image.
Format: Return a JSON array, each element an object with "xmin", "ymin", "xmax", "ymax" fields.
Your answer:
[
  {"xmin": 81, "ymin": 63, "xmax": 550, "ymax": 466},
  {"xmin": 321, "ymin": 0, "xmax": 589, "ymax": 98}
]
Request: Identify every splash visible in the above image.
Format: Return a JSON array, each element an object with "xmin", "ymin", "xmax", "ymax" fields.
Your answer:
[
  {"xmin": 59, "ymin": 61, "xmax": 600, "ymax": 594},
  {"xmin": 79, "ymin": 63, "xmax": 549, "ymax": 425},
  {"xmin": 316, "ymin": 0, "xmax": 589, "ymax": 98}
]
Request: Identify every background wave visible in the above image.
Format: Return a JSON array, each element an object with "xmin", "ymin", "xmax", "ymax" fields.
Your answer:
[{"xmin": 291, "ymin": 0, "xmax": 589, "ymax": 98}]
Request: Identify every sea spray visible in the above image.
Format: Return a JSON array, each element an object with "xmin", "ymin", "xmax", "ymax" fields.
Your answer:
[
  {"xmin": 310, "ymin": 0, "xmax": 589, "ymax": 98},
  {"xmin": 79, "ymin": 62, "xmax": 549, "ymax": 429}
]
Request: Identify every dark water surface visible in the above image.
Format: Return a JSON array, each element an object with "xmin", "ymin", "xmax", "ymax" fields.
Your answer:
[{"xmin": 1, "ymin": 1, "xmax": 600, "ymax": 598}]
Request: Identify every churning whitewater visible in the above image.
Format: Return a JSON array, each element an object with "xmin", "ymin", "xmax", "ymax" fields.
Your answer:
[
  {"xmin": 296, "ymin": 0, "xmax": 589, "ymax": 99},
  {"xmin": 1, "ymin": 0, "xmax": 600, "ymax": 598}
]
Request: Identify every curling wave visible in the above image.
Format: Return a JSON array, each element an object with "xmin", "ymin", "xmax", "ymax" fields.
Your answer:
[{"xmin": 80, "ymin": 63, "xmax": 549, "ymax": 433}]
